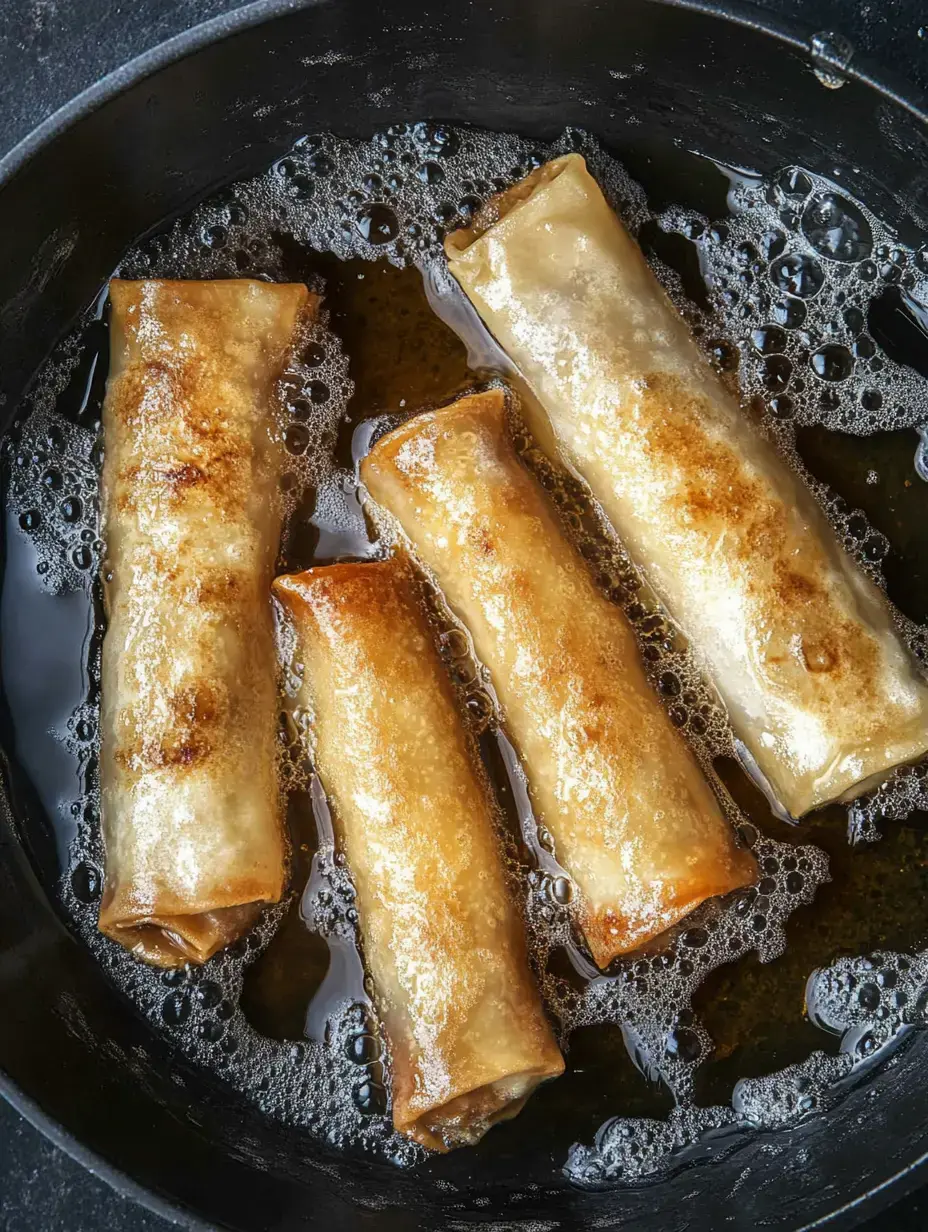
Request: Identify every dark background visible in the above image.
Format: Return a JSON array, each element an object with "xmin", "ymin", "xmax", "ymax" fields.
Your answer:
[{"xmin": 0, "ymin": 0, "xmax": 927, "ymax": 1228}]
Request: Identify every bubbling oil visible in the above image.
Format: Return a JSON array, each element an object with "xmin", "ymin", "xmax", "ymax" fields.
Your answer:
[{"xmin": 4, "ymin": 121, "xmax": 928, "ymax": 1186}]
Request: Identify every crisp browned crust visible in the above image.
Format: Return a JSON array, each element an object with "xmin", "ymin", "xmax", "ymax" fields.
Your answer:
[
  {"xmin": 99, "ymin": 279, "xmax": 315, "ymax": 967},
  {"xmin": 444, "ymin": 154, "xmax": 928, "ymax": 818},
  {"xmin": 363, "ymin": 390, "xmax": 756, "ymax": 970},
  {"xmin": 276, "ymin": 556, "xmax": 564, "ymax": 1148}
]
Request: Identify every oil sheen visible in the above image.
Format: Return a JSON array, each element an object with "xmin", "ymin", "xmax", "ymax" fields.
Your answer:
[{"xmin": 3, "ymin": 122, "xmax": 928, "ymax": 1185}]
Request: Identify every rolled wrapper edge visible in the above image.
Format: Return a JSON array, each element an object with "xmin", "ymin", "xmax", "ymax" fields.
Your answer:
[
  {"xmin": 396, "ymin": 1063, "xmax": 563, "ymax": 1153},
  {"xmin": 98, "ymin": 902, "xmax": 263, "ymax": 968},
  {"xmin": 445, "ymin": 155, "xmax": 578, "ymax": 255}
]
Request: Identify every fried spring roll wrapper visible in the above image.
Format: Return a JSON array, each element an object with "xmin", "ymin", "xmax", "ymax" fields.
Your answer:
[
  {"xmin": 361, "ymin": 391, "xmax": 755, "ymax": 966},
  {"xmin": 99, "ymin": 278, "xmax": 315, "ymax": 966},
  {"xmin": 273, "ymin": 560, "xmax": 563, "ymax": 1151},
  {"xmin": 445, "ymin": 154, "xmax": 928, "ymax": 819}
]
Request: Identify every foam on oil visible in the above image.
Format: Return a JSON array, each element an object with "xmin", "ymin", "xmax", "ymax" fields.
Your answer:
[{"xmin": 4, "ymin": 122, "xmax": 928, "ymax": 1184}]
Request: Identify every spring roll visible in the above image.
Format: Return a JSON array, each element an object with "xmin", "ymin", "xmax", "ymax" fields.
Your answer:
[
  {"xmin": 99, "ymin": 278, "xmax": 314, "ymax": 966},
  {"xmin": 361, "ymin": 390, "xmax": 755, "ymax": 967},
  {"xmin": 274, "ymin": 559, "xmax": 563, "ymax": 1150},
  {"xmin": 444, "ymin": 154, "xmax": 928, "ymax": 818}
]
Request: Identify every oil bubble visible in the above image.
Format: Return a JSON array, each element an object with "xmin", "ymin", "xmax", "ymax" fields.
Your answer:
[
  {"xmin": 459, "ymin": 195, "xmax": 482, "ymax": 222},
  {"xmin": 811, "ymin": 344, "xmax": 854, "ymax": 381},
  {"xmin": 810, "ymin": 31, "xmax": 854, "ymax": 89},
  {"xmin": 202, "ymin": 224, "xmax": 228, "ymax": 250},
  {"xmin": 769, "ymin": 394, "xmax": 795, "ymax": 419},
  {"xmin": 412, "ymin": 122, "xmax": 459, "ymax": 158},
  {"xmin": 758, "ymin": 230, "xmax": 786, "ymax": 260},
  {"xmin": 750, "ymin": 325, "xmax": 787, "ymax": 354},
  {"xmin": 60, "ymin": 496, "xmax": 82, "ymax": 523},
  {"xmin": 199, "ymin": 1020, "xmax": 224, "ymax": 1044},
  {"xmin": 771, "ymin": 297, "xmax": 806, "ymax": 328},
  {"xmin": 707, "ymin": 339, "xmax": 738, "ymax": 371},
  {"xmin": 843, "ymin": 305, "xmax": 865, "ymax": 333},
  {"xmin": 70, "ymin": 861, "xmax": 101, "ymax": 904},
  {"xmin": 284, "ymin": 423, "xmax": 311, "ymax": 455},
  {"xmin": 195, "ymin": 981, "xmax": 223, "ymax": 1009},
  {"xmin": 308, "ymin": 152, "xmax": 334, "ymax": 177},
  {"xmin": 665, "ymin": 1026, "xmax": 702, "ymax": 1062},
  {"xmin": 770, "ymin": 252, "xmax": 825, "ymax": 298},
  {"xmin": 762, "ymin": 355, "xmax": 792, "ymax": 391},
  {"xmin": 417, "ymin": 161, "xmax": 444, "ymax": 185},
  {"xmin": 802, "ymin": 193, "xmax": 871, "ymax": 261},
  {"xmin": 354, "ymin": 1079, "xmax": 388, "ymax": 1115},
  {"xmin": 346, "ymin": 1033, "xmax": 382, "ymax": 1064},
  {"xmin": 681, "ymin": 927, "xmax": 709, "ymax": 949},
  {"xmin": 549, "ymin": 875, "xmax": 574, "ymax": 905},
  {"xmin": 776, "ymin": 167, "xmax": 814, "ymax": 200},
  {"xmin": 162, "ymin": 990, "xmax": 192, "ymax": 1026},
  {"xmin": 440, "ymin": 628, "xmax": 470, "ymax": 658}
]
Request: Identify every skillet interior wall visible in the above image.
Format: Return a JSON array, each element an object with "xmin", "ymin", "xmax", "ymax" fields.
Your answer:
[{"xmin": 2, "ymin": 1, "xmax": 928, "ymax": 1228}]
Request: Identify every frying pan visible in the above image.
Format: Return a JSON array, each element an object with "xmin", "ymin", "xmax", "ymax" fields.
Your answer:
[{"xmin": 2, "ymin": 1, "xmax": 928, "ymax": 1227}]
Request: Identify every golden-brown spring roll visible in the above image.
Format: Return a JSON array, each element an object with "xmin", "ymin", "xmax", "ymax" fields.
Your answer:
[
  {"xmin": 274, "ymin": 559, "xmax": 563, "ymax": 1150},
  {"xmin": 361, "ymin": 390, "xmax": 755, "ymax": 967},
  {"xmin": 99, "ymin": 279, "xmax": 314, "ymax": 966},
  {"xmin": 445, "ymin": 154, "xmax": 928, "ymax": 819}
]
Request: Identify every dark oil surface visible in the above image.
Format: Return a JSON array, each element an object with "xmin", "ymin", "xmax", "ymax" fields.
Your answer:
[
  {"xmin": 796, "ymin": 423, "xmax": 928, "ymax": 623},
  {"xmin": 310, "ymin": 254, "xmax": 472, "ymax": 425},
  {"xmin": 240, "ymin": 793, "xmax": 330, "ymax": 1041},
  {"xmin": 6, "ymin": 122, "xmax": 928, "ymax": 1181},
  {"xmin": 696, "ymin": 760, "xmax": 928, "ymax": 1105}
]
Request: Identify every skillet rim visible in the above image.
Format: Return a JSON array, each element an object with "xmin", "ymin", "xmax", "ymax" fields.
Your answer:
[{"xmin": 2, "ymin": 0, "xmax": 927, "ymax": 190}]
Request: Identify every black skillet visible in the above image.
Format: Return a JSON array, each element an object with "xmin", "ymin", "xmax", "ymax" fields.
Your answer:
[{"xmin": 3, "ymin": 1, "xmax": 928, "ymax": 1228}]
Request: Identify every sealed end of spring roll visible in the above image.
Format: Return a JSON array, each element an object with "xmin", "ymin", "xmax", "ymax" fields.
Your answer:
[
  {"xmin": 99, "ymin": 278, "xmax": 315, "ymax": 967},
  {"xmin": 274, "ymin": 559, "xmax": 564, "ymax": 1150},
  {"xmin": 361, "ymin": 390, "xmax": 756, "ymax": 967},
  {"xmin": 445, "ymin": 155, "xmax": 928, "ymax": 819}
]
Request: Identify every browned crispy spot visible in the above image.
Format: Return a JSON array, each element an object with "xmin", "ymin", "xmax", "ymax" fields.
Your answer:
[
  {"xmin": 773, "ymin": 564, "xmax": 821, "ymax": 605},
  {"xmin": 276, "ymin": 560, "xmax": 426, "ymax": 634},
  {"xmin": 155, "ymin": 462, "xmax": 205, "ymax": 489},
  {"xmin": 115, "ymin": 734, "xmax": 212, "ymax": 771},
  {"xmin": 470, "ymin": 525, "xmax": 495, "ymax": 556},
  {"xmin": 117, "ymin": 682, "xmax": 227, "ymax": 772},
  {"xmin": 115, "ymin": 441, "xmax": 254, "ymax": 517},
  {"xmin": 801, "ymin": 638, "xmax": 839, "ymax": 674},
  {"xmin": 640, "ymin": 371, "xmax": 880, "ymax": 698},
  {"xmin": 171, "ymin": 682, "xmax": 222, "ymax": 726},
  {"xmin": 157, "ymin": 737, "xmax": 211, "ymax": 768},
  {"xmin": 193, "ymin": 569, "xmax": 247, "ymax": 606},
  {"xmin": 645, "ymin": 379, "xmax": 778, "ymax": 552}
]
